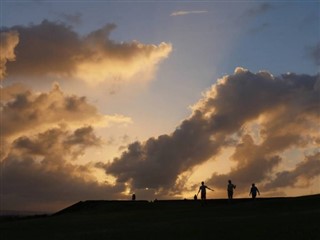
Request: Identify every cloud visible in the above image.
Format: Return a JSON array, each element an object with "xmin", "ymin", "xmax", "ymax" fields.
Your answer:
[
  {"xmin": 105, "ymin": 112, "xmax": 222, "ymax": 193},
  {"xmin": 12, "ymin": 126, "xmax": 102, "ymax": 162},
  {"xmin": 2, "ymin": 20, "xmax": 172, "ymax": 85},
  {"xmin": 244, "ymin": 3, "xmax": 273, "ymax": 18},
  {"xmin": 1, "ymin": 83, "xmax": 132, "ymax": 211},
  {"xmin": 2, "ymin": 83, "xmax": 103, "ymax": 140},
  {"xmin": 207, "ymin": 134, "xmax": 282, "ymax": 192},
  {"xmin": 2, "ymin": 68, "xmax": 319, "ymax": 210},
  {"xmin": 249, "ymin": 22, "xmax": 270, "ymax": 34},
  {"xmin": 0, "ymin": 31, "xmax": 19, "ymax": 79},
  {"xmin": 55, "ymin": 11, "xmax": 83, "ymax": 25},
  {"xmin": 170, "ymin": 10, "xmax": 208, "ymax": 16},
  {"xmin": 1, "ymin": 126, "xmax": 125, "ymax": 212},
  {"xmin": 239, "ymin": 3, "xmax": 273, "ymax": 26},
  {"xmin": 0, "ymin": 83, "xmax": 28, "ymax": 101},
  {"xmin": 102, "ymin": 115, "xmax": 133, "ymax": 127},
  {"xmin": 104, "ymin": 68, "xmax": 319, "ymax": 197},
  {"xmin": 264, "ymin": 152, "xmax": 320, "ymax": 190},
  {"xmin": 1, "ymin": 82, "xmax": 132, "ymax": 160},
  {"xmin": 306, "ymin": 42, "xmax": 320, "ymax": 66}
]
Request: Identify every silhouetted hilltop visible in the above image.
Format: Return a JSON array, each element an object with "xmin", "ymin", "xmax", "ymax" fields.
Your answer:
[
  {"xmin": 2, "ymin": 194, "xmax": 320, "ymax": 240},
  {"xmin": 55, "ymin": 194, "xmax": 320, "ymax": 216},
  {"xmin": 54, "ymin": 200, "xmax": 150, "ymax": 215}
]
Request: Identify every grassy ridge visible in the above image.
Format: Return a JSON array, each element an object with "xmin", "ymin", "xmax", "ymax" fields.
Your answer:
[{"xmin": 1, "ymin": 195, "xmax": 320, "ymax": 240}]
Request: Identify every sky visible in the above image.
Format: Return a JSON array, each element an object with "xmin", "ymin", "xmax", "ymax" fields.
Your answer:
[{"xmin": 0, "ymin": 0, "xmax": 319, "ymax": 213}]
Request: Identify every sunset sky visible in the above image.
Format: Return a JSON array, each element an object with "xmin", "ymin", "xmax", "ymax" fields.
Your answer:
[{"xmin": 1, "ymin": 0, "xmax": 319, "ymax": 213}]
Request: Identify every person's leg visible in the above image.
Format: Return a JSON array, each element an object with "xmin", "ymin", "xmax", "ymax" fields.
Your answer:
[
  {"xmin": 201, "ymin": 194, "xmax": 206, "ymax": 205},
  {"xmin": 228, "ymin": 191, "xmax": 232, "ymax": 200},
  {"xmin": 201, "ymin": 193, "xmax": 206, "ymax": 200}
]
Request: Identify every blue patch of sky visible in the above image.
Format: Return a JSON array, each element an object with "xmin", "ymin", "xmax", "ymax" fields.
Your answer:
[{"xmin": 227, "ymin": 2, "xmax": 319, "ymax": 75}]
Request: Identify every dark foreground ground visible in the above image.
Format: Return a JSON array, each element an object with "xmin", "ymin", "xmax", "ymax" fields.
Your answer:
[{"xmin": 1, "ymin": 194, "xmax": 320, "ymax": 240}]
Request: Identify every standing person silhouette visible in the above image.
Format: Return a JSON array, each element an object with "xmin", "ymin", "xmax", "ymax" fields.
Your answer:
[
  {"xmin": 227, "ymin": 180, "xmax": 236, "ymax": 201},
  {"xmin": 197, "ymin": 181, "xmax": 214, "ymax": 202},
  {"xmin": 249, "ymin": 183, "xmax": 260, "ymax": 200}
]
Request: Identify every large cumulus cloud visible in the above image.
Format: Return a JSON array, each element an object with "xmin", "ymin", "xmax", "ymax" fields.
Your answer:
[
  {"xmin": 104, "ymin": 68, "xmax": 320, "ymax": 196},
  {"xmin": 1, "ymin": 84, "xmax": 130, "ymax": 212},
  {"xmin": 2, "ymin": 20, "xmax": 172, "ymax": 84},
  {"xmin": 106, "ymin": 112, "xmax": 222, "ymax": 191}
]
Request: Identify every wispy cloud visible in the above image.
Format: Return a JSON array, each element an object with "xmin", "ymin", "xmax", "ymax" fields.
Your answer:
[
  {"xmin": 244, "ymin": 3, "xmax": 273, "ymax": 17},
  {"xmin": 55, "ymin": 11, "xmax": 83, "ymax": 25},
  {"xmin": 170, "ymin": 10, "xmax": 208, "ymax": 17},
  {"xmin": 239, "ymin": 3, "xmax": 274, "ymax": 23},
  {"xmin": 306, "ymin": 42, "xmax": 320, "ymax": 66},
  {"xmin": 249, "ymin": 22, "xmax": 270, "ymax": 34}
]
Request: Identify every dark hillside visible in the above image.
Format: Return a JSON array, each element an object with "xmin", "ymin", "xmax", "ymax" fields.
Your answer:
[{"xmin": 1, "ymin": 195, "xmax": 320, "ymax": 240}]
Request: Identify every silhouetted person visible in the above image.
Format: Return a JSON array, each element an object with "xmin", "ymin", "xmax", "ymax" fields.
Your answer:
[
  {"xmin": 132, "ymin": 193, "xmax": 136, "ymax": 201},
  {"xmin": 194, "ymin": 194, "xmax": 198, "ymax": 200},
  {"xmin": 227, "ymin": 180, "xmax": 236, "ymax": 201},
  {"xmin": 197, "ymin": 181, "xmax": 214, "ymax": 202},
  {"xmin": 249, "ymin": 183, "xmax": 260, "ymax": 200}
]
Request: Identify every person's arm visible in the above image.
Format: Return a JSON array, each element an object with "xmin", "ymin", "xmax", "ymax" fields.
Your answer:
[
  {"xmin": 208, "ymin": 187, "xmax": 214, "ymax": 191},
  {"xmin": 257, "ymin": 188, "xmax": 260, "ymax": 195},
  {"xmin": 249, "ymin": 189, "xmax": 252, "ymax": 196}
]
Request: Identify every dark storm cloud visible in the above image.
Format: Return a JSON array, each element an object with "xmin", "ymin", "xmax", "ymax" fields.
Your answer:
[{"xmin": 105, "ymin": 68, "xmax": 320, "ymax": 195}]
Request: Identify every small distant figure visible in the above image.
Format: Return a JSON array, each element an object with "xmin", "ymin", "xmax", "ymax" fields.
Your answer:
[
  {"xmin": 249, "ymin": 183, "xmax": 260, "ymax": 200},
  {"xmin": 132, "ymin": 193, "xmax": 136, "ymax": 201},
  {"xmin": 197, "ymin": 181, "xmax": 214, "ymax": 201},
  {"xmin": 227, "ymin": 180, "xmax": 236, "ymax": 201},
  {"xmin": 194, "ymin": 194, "xmax": 198, "ymax": 200}
]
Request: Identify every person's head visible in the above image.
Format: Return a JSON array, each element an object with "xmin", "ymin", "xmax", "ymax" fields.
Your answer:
[
  {"xmin": 228, "ymin": 180, "xmax": 231, "ymax": 183},
  {"xmin": 252, "ymin": 183, "xmax": 255, "ymax": 187},
  {"xmin": 201, "ymin": 181, "xmax": 204, "ymax": 185}
]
